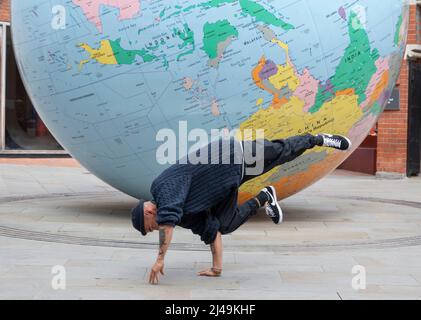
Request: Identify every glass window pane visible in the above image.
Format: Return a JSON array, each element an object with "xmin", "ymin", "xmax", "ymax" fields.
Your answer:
[{"xmin": 5, "ymin": 26, "xmax": 63, "ymax": 151}]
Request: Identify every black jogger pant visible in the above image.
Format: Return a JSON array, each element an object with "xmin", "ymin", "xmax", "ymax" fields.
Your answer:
[{"xmin": 215, "ymin": 134, "xmax": 320, "ymax": 234}]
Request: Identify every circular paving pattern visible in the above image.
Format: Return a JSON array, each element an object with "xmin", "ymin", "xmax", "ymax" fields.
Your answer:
[{"xmin": 1, "ymin": 192, "xmax": 421, "ymax": 253}]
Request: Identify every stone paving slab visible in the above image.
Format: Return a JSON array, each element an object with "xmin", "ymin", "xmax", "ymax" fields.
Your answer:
[{"xmin": 0, "ymin": 164, "xmax": 421, "ymax": 299}]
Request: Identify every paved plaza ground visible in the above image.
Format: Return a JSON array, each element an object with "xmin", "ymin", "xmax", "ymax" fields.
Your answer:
[{"xmin": 0, "ymin": 161, "xmax": 421, "ymax": 300}]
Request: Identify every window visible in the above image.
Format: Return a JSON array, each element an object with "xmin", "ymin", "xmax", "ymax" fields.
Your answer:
[{"xmin": 0, "ymin": 23, "xmax": 64, "ymax": 153}]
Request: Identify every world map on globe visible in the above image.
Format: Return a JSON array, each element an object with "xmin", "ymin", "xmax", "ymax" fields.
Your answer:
[{"xmin": 11, "ymin": 0, "xmax": 408, "ymax": 201}]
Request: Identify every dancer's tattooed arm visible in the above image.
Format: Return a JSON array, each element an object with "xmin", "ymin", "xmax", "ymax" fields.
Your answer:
[
  {"xmin": 157, "ymin": 225, "xmax": 174, "ymax": 261},
  {"xmin": 149, "ymin": 225, "xmax": 174, "ymax": 284}
]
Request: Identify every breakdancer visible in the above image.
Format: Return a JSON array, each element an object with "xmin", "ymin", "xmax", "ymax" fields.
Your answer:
[{"xmin": 131, "ymin": 133, "xmax": 351, "ymax": 284}]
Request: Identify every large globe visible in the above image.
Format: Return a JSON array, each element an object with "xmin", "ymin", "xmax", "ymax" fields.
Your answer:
[{"xmin": 11, "ymin": 0, "xmax": 408, "ymax": 201}]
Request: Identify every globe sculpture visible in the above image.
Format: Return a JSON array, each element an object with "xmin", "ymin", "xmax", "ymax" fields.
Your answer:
[{"xmin": 11, "ymin": 0, "xmax": 408, "ymax": 201}]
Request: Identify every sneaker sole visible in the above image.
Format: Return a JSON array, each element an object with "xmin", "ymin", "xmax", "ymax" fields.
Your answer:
[{"xmin": 344, "ymin": 136, "xmax": 352, "ymax": 150}]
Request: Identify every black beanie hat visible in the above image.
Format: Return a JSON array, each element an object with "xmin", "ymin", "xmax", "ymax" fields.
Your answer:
[{"xmin": 131, "ymin": 200, "xmax": 146, "ymax": 236}]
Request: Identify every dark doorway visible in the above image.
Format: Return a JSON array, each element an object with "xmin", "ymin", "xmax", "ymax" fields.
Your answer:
[
  {"xmin": 407, "ymin": 61, "xmax": 421, "ymax": 177},
  {"xmin": 4, "ymin": 25, "xmax": 62, "ymax": 151}
]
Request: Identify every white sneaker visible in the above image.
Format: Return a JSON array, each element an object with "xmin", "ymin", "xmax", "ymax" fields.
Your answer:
[
  {"xmin": 261, "ymin": 186, "xmax": 283, "ymax": 225},
  {"xmin": 317, "ymin": 134, "xmax": 352, "ymax": 151}
]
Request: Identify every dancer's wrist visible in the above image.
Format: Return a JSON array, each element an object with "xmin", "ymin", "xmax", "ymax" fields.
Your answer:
[{"xmin": 211, "ymin": 267, "xmax": 222, "ymax": 275}]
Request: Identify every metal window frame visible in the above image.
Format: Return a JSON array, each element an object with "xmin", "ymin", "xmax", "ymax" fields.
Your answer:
[
  {"xmin": 0, "ymin": 21, "xmax": 8, "ymax": 151},
  {"xmin": 0, "ymin": 21, "xmax": 68, "ymax": 156}
]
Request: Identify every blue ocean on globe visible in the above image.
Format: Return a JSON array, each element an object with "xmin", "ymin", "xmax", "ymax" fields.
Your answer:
[{"xmin": 11, "ymin": 0, "xmax": 408, "ymax": 200}]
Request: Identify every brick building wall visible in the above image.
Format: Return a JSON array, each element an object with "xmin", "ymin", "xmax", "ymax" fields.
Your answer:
[
  {"xmin": 0, "ymin": 0, "xmax": 10, "ymax": 22},
  {"xmin": 376, "ymin": 3, "xmax": 420, "ymax": 176}
]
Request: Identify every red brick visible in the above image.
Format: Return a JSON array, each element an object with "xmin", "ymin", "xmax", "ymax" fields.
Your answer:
[
  {"xmin": 0, "ymin": 0, "xmax": 10, "ymax": 22},
  {"xmin": 377, "ymin": 45, "xmax": 410, "ymax": 176}
]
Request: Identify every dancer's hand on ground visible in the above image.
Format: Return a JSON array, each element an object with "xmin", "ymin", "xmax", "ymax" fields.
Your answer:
[
  {"xmin": 149, "ymin": 260, "xmax": 165, "ymax": 284},
  {"xmin": 197, "ymin": 268, "xmax": 222, "ymax": 277}
]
